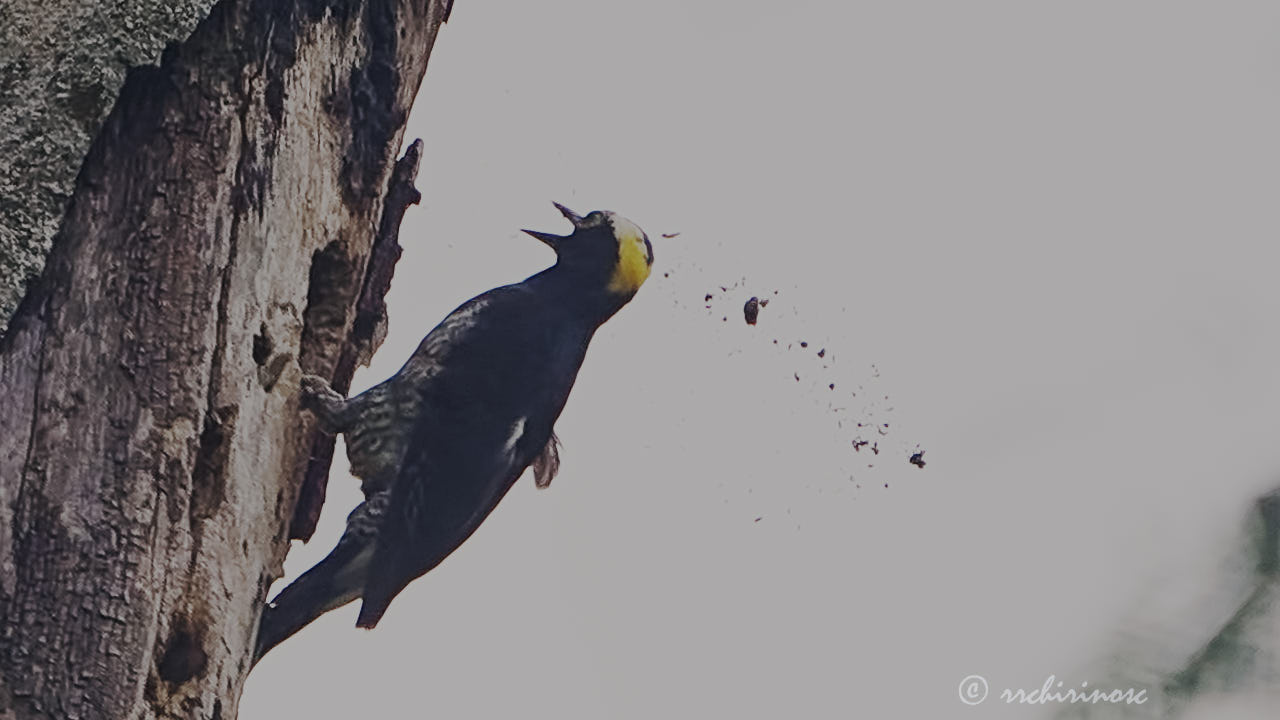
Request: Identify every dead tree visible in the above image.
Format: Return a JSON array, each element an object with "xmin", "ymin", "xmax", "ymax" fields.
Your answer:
[{"xmin": 0, "ymin": 0, "xmax": 451, "ymax": 717}]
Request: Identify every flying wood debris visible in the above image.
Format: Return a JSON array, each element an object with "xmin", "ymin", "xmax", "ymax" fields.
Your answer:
[{"xmin": 693, "ymin": 277, "xmax": 928, "ymax": 486}]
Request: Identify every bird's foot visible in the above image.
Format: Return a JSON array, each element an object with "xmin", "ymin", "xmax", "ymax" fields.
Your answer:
[{"xmin": 299, "ymin": 374, "xmax": 347, "ymax": 430}]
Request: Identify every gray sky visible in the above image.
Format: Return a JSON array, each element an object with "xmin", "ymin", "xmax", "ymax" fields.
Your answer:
[{"xmin": 241, "ymin": 2, "xmax": 1280, "ymax": 717}]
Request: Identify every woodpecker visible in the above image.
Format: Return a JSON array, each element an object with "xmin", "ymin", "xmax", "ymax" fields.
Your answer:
[{"xmin": 254, "ymin": 203, "xmax": 654, "ymax": 663}]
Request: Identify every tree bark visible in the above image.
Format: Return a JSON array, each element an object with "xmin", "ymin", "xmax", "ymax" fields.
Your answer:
[
  {"xmin": 0, "ymin": 0, "xmax": 448, "ymax": 717},
  {"xmin": 0, "ymin": 0, "xmax": 220, "ymax": 333}
]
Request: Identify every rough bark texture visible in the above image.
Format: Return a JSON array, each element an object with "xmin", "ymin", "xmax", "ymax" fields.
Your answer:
[
  {"xmin": 292, "ymin": 138, "xmax": 421, "ymax": 542},
  {"xmin": 0, "ymin": 0, "xmax": 448, "ymax": 717},
  {"xmin": 0, "ymin": 0, "xmax": 219, "ymax": 334}
]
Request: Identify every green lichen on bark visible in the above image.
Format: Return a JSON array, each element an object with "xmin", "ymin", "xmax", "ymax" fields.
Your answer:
[{"xmin": 0, "ymin": 0, "xmax": 217, "ymax": 333}]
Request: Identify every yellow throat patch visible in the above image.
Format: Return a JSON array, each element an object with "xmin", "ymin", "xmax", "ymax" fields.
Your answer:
[{"xmin": 605, "ymin": 214, "xmax": 653, "ymax": 296}]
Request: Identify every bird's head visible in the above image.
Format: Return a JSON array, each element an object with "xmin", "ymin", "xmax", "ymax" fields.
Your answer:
[{"xmin": 523, "ymin": 202, "xmax": 654, "ymax": 300}]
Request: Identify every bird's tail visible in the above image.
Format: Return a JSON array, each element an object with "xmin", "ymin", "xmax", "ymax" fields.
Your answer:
[
  {"xmin": 252, "ymin": 492, "xmax": 389, "ymax": 665},
  {"xmin": 252, "ymin": 543, "xmax": 373, "ymax": 665}
]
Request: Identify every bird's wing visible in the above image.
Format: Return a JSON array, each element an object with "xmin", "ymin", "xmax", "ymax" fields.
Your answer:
[
  {"xmin": 355, "ymin": 397, "xmax": 536, "ymax": 628},
  {"xmin": 354, "ymin": 287, "xmax": 559, "ymax": 628}
]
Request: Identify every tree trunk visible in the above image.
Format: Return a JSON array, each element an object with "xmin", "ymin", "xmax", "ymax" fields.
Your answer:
[
  {"xmin": 0, "ymin": 0, "xmax": 449, "ymax": 717},
  {"xmin": 0, "ymin": 0, "xmax": 222, "ymax": 333}
]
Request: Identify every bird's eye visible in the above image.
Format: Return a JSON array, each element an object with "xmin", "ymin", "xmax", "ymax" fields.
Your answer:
[{"xmin": 585, "ymin": 211, "xmax": 604, "ymax": 223}]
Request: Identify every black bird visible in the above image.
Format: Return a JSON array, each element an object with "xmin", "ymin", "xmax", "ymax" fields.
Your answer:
[{"xmin": 254, "ymin": 203, "xmax": 654, "ymax": 663}]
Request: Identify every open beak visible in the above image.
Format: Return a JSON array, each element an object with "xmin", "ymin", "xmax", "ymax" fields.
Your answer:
[
  {"xmin": 522, "ymin": 228, "xmax": 564, "ymax": 249},
  {"xmin": 552, "ymin": 201, "xmax": 584, "ymax": 228},
  {"xmin": 522, "ymin": 201, "xmax": 586, "ymax": 250}
]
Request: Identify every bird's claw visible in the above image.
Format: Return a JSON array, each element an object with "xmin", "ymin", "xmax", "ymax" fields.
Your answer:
[
  {"xmin": 298, "ymin": 375, "xmax": 348, "ymax": 432},
  {"xmin": 299, "ymin": 374, "xmax": 334, "ymax": 405}
]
